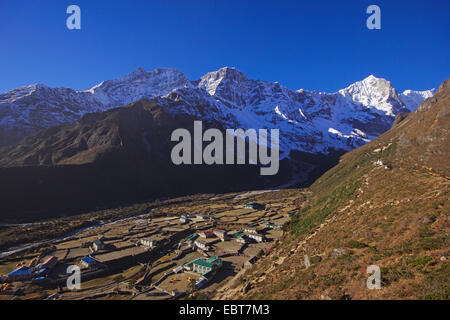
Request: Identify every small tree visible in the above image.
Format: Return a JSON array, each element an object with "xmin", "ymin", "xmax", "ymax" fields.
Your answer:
[
  {"xmin": 256, "ymin": 249, "xmax": 265, "ymax": 258},
  {"xmin": 187, "ymin": 278, "xmax": 197, "ymax": 293}
]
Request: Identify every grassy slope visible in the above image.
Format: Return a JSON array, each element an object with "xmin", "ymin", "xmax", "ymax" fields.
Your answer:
[{"xmin": 229, "ymin": 79, "xmax": 449, "ymax": 300}]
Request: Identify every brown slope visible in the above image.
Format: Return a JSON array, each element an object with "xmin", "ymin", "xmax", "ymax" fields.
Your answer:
[
  {"xmin": 0, "ymin": 99, "xmax": 178, "ymax": 167},
  {"xmin": 0, "ymin": 99, "xmax": 269, "ymax": 221},
  {"xmin": 220, "ymin": 79, "xmax": 449, "ymax": 300}
]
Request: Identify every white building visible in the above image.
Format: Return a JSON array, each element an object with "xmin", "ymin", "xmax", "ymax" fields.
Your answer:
[
  {"xmin": 140, "ymin": 238, "xmax": 158, "ymax": 248},
  {"xmin": 213, "ymin": 229, "xmax": 227, "ymax": 241},
  {"xmin": 194, "ymin": 240, "xmax": 207, "ymax": 250},
  {"xmin": 244, "ymin": 228, "xmax": 258, "ymax": 234},
  {"xmin": 92, "ymin": 239, "xmax": 105, "ymax": 252},
  {"xmin": 247, "ymin": 233, "xmax": 264, "ymax": 242}
]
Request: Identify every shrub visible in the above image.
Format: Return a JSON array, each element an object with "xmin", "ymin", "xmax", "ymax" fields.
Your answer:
[
  {"xmin": 113, "ymin": 275, "xmax": 125, "ymax": 283},
  {"xmin": 409, "ymin": 255, "xmax": 432, "ymax": 272},
  {"xmin": 345, "ymin": 240, "xmax": 368, "ymax": 249}
]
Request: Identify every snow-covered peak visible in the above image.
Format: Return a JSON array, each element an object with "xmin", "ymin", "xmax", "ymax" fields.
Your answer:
[
  {"xmin": 82, "ymin": 67, "xmax": 191, "ymax": 107},
  {"xmin": 86, "ymin": 67, "xmax": 188, "ymax": 91},
  {"xmin": 0, "ymin": 84, "xmax": 50, "ymax": 104},
  {"xmin": 127, "ymin": 66, "xmax": 147, "ymax": 77},
  {"xmin": 113, "ymin": 66, "xmax": 153, "ymax": 81},
  {"xmin": 340, "ymin": 74, "xmax": 393, "ymax": 96},
  {"xmin": 364, "ymin": 74, "xmax": 377, "ymax": 81},
  {"xmin": 198, "ymin": 67, "xmax": 250, "ymax": 96},
  {"xmin": 399, "ymin": 88, "xmax": 435, "ymax": 111},
  {"xmin": 338, "ymin": 75, "xmax": 404, "ymax": 116}
]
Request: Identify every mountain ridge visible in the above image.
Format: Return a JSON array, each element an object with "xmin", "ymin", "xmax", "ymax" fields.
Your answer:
[{"xmin": 0, "ymin": 67, "xmax": 435, "ymax": 155}]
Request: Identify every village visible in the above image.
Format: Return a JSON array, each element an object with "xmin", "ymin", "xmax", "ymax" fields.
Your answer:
[{"xmin": 0, "ymin": 189, "xmax": 299, "ymax": 300}]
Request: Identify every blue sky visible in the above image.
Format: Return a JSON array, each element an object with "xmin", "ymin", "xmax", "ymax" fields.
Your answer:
[{"xmin": 0, "ymin": 0, "xmax": 448, "ymax": 94}]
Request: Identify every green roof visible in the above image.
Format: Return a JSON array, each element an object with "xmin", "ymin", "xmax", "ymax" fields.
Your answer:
[
  {"xmin": 187, "ymin": 257, "xmax": 222, "ymax": 271},
  {"xmin": 245, "ymin": 202, "xmax": 264, "ymax": 208},
  {"xmin": 207, "ymin": 256, "xmax": 218, "ymax": 263},
  {"xmin": 184, "ymin": 258, "xmax": 201, "ymax": 268},
  {"xmin": 206, "ymin": 256, "xmax": 222, "ymax": 265},
  {"xmin": 232, "ymin": 232, "xmax": 245, "ymax": 239},
  {"xmin": 193, "ymin": 260, "xmax": 214, "ymax": 269},
  {"xmin": 187, "ymin": 234, "xmax": 199, "ymax": 241}
]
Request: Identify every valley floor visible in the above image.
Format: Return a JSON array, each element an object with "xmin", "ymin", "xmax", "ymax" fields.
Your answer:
[{"xmin": 0, "ymin": 187, "xmax": 304, "ymax": 300}]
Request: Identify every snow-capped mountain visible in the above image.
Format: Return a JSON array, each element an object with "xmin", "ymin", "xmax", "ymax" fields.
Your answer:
[
  {"xmin": 0, "ymin": 67, "xmax": 434, "ymax": 156},
  {"xmin": 399, "ymin": 89, "xmax": 435, "ymax": 111}
]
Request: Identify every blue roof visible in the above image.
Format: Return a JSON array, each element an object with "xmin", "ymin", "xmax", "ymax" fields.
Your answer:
[
  {"xmin": 9, "ymin": 266, "xmax": 33, "ymax": 277},
  {"xmin": 36, "ymin": 267, "xmax": 51, "ymax": 275},
  {"xmin": 82, "ymin": 256, "xmax": 96, "ymax": 263}
]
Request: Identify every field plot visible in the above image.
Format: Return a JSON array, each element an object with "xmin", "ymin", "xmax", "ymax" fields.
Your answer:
[
  {"xmin": 154, "ymin": 251, "xmax": 179, "ymax": 265},
  {"xmin": 95, "ymin": 246, "xmax": 147, "ymax": 263},
  {"xmin": 179, "ymin": 250, "xmax": 202, "ymax": 261},
  {"xmin": 221, "ymin": 255, "xmax": 248, "ymax": 268},
  {"xmin": 234, "ymin": 216, "xmax": 259, "ymax": 224},
  {"xmin": 66, "ymin": 248, "xmax": 90, "ymax": 259},
  {"xmin": 265, "ymin": 229, "xmax": 283, "ymax": 240},
  {"xmin": 47, "ymin": 249, "xmax": 69, "ymax": 259},
  {"xmin": 244, "ymin": 211, "xmax": 266, "ymax": 218},
  {"xmin": 65, "ymin": 265, "xmax": 143, "ymax": 296},
  {"xmin": 158, "ymin": 272, "xmax": 193, "ymax": 292},
  {"xmin": 207, "ymin": 204, "xmax": 229, "ymax": 209},
  {"xmin": 272, "ymin": 216, "xmax": 290, "ymax": 225},
  {"xmin": 243, "ymin": 243, "xmax": 271, "ymax": 257},
  {"xmin": 221, "ymin": 208, "xmax": 256, "ymax": 216},
  {"xmin": 213, "ymin": 241, "xmax": 243, "ymax": 254},
  {"xmin": 55, "ymin": 238, "xmax": 87, "ymax": 249},
  {"xmin": 162, "ymin": 226, "xmax": 187, "ymax": 232},
  {"xmin": 129, "ymin": 230, "xmax": 155, "ymax": 238},
  {"xmin": 149, "ymin": 217, "xmax": 171, "ymax": 223},
  {"xmin": 102, "ymin": 228, "xmax": 128, "ymax": 237},
  {"xmin": 147, "ymin": 261, "xmax": 176, "ymax": 283},
  {"xmin": 108, "ymin": 240, "xmax": 134, "ymax": 249},
  {"xmin": 218, "ymin": 216, "xmax": 237, "ymax": 223},
  {"xmin": 266, "ymin": 203, "xmax": 284, "ymax": 208}
]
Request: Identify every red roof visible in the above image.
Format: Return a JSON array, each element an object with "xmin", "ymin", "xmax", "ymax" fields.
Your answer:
[
  {"xmin": 199, "ymin": 230, "xmax": 215, "ymax": 238},
  {"xmin": 42, "ymin": 256, "xmax": 58, "ymax": 268}
]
